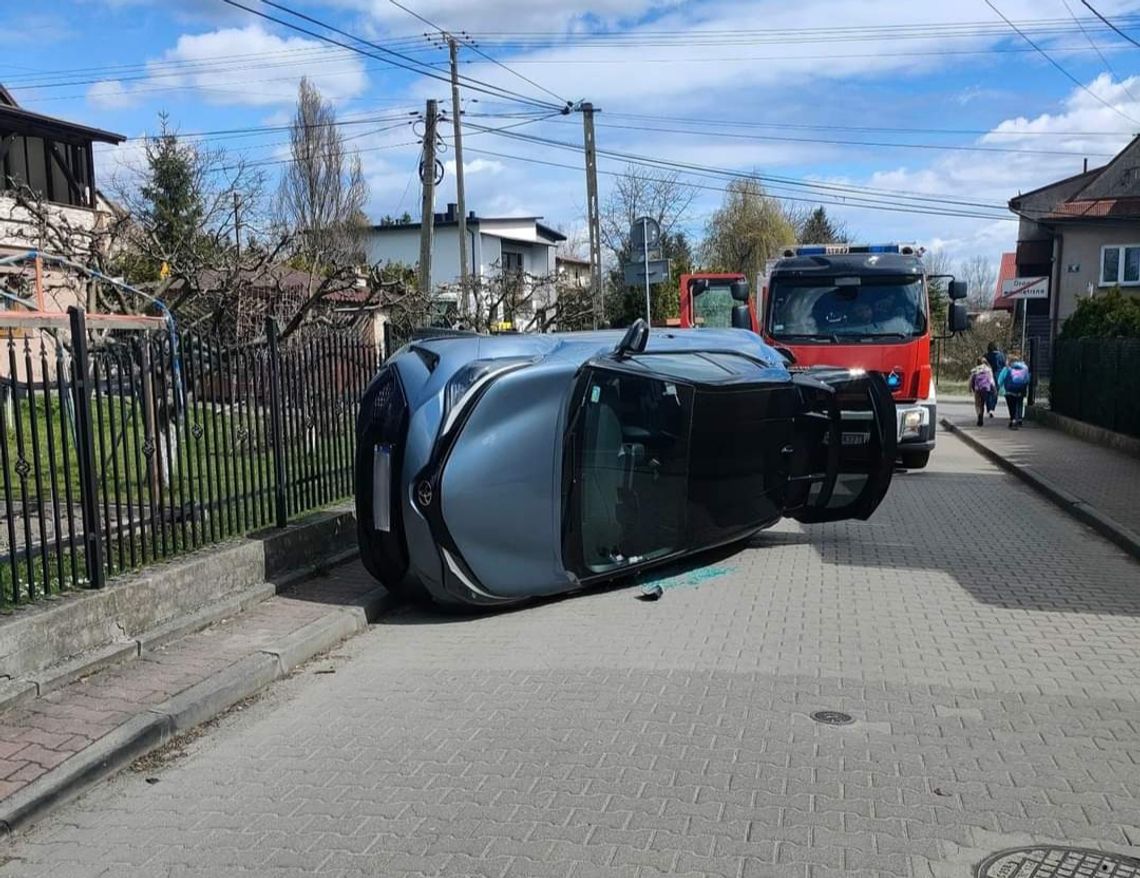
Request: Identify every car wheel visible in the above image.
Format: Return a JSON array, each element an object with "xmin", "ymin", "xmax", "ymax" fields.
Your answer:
[{"xmin": 899, "ymin": 450, "xmax": 930, "ymax": 469}]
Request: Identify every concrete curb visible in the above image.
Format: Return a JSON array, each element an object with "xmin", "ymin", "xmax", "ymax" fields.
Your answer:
[
  {"xmin": 0, "ymin": 545, "xmax": 364, "ymax": 715},
  {"xmin": 0, "ymin": 583, "xmax": 396, "ymax": 837},
  {"xmin": 941, "ymin": 418, "xmax": 1140, "ymax": 563}
]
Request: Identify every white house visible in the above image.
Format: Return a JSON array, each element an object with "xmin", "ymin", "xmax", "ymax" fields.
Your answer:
[{"xmin": 363, "ymin": 203, "xmax": 566, "ymax": 292}]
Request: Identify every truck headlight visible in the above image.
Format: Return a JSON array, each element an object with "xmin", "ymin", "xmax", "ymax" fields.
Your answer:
[{"xmin": 903, "ymin": 410, "xmax": 923, "ymax": 431}]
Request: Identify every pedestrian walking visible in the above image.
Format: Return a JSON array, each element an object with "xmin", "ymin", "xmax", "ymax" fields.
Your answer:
[
  {"xmin": 997, "ymin": 352, "xmax": 1031, "ymax": 429},
  {"xmin": 968, "ymin": 357, "xmax": 996, "ymax": 427},
  {"xmin": 983, "ymin": 341, "xmax": 1006, "ymax": 418}
]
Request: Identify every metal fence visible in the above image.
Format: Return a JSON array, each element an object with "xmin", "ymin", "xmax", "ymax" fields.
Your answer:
[
  {"xmin": 0, "ymin": 308, "xmax": 379, "ymax": 608},
  {"xmin": 1051, "ymin": 337, "xmax": 1140, "ymax": 438}
]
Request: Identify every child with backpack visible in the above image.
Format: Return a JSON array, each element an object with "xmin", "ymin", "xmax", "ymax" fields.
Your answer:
[
  {"xmin": 997, "ymin": 353, "xmax": 1031, "ymax": 429},
  {"xmin": 984, "ymin": 342, "xmax": 1006, "ymax": 417},
  {"xmin": 968, "ymin": 357, "xmax": 996, "ymax": 427}
]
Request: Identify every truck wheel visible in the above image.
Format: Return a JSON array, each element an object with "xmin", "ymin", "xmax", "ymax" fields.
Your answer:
[{"xmin": 900, "ymin": 450, "xmax": 930, "ymax": 469}]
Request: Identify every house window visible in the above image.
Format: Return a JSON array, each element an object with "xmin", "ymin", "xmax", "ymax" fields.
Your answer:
[{"xmin": 1100, "ymin": 244, "xmax": 1140, "ymax": 286}]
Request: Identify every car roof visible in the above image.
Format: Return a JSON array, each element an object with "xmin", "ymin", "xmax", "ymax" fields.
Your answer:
[{"xmin": 409, "ymin": 327, "xmax": 780, "ymax": 362}]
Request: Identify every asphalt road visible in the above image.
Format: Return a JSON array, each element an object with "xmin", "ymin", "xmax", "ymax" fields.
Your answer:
[{"xmin": 3, "ymin": 433, "xmax": 1140, "ymax": 878}]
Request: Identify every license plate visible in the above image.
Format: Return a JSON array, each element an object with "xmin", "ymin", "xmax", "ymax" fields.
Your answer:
[
  {"xmin": 372, "ymin": 444, "xmax": 392, "ymax": 532},
  {"xmin": 842, "ymin": 432, "xmax": 868, "ymax": 446}
]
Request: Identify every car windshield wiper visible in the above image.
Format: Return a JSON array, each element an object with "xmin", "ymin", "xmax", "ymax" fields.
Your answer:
[{"xmin": 853, "ymin": 332, "xmax": 914, "ymax": 340}]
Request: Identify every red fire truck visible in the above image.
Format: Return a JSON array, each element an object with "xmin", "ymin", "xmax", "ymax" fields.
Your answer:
[{"xmin": 679, "ymin": 244, "xmax": 968, "ymax": 469}]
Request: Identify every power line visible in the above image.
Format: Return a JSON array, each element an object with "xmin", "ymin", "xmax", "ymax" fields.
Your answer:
[
  {"xmin": 605, "ymin": 111, "xmax": 1129, "ymax": 138},
  {"xmin": 456, "ymin": 120, "xmax": 1013, "ymax": 214},
  {"xmin": 383, "ymin": 0, "xmax": 571, "ymax": 108},
  {"xmin": 1061, "ymin": 0, "xmax": 1140, "ymax": 105},
  {"xmin": 230, "ymin": 0, "xmax": 566, "ymax": 112},
  {"xmin": 984, "ymin": 0, "xmax": 1140, "ymax": 125},
  {"xmin": 457, "ymin": 144, "xmax": 1014, "ymax": 222},
  {"xmin": 579, "ymin": 119, "xmax": 1115, "ymax": 158},
  {"xmin": 1080, "ymin": 0, "xmax": 1140, "ymax": 50}
]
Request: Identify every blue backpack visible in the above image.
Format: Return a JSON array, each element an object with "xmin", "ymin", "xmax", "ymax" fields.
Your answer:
[{"xmin": 1006, "ymin": 361, "xmax": 1030, "ymax": 392}]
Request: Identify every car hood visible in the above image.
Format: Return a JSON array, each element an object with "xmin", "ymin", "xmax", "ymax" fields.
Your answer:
[{"xmin": 438, "ymin": 361, "xmax": 581, "ymax": 601}]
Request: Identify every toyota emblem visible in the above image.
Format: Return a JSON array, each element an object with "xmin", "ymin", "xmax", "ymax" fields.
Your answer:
[{"xmin": 416, "ymin": 480, "xmax": 434, "ymax": 507}]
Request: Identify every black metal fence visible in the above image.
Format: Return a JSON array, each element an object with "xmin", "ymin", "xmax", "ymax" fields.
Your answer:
[
  {"xmin": 0, "ymin": 309, "xmax": 379, "ymax": 608},
  {"xmin": 1051, "ymin": 337, "xmax": 1140, "ymax": 438}
]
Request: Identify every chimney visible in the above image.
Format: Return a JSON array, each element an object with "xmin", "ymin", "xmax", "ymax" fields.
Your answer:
[
  {"xmin": 468, "ymin": 210, "xmax": 476, "ymax": 221},
  {"xmin": 445, "ymin": 203, "xmax": 457, "ymax": 222},
  {"xmin": 433, "ymin": 212, "xmax": 444, "ymax": 223},
  {"xmin": 1084, "ymin": 158, "xmax": 1089, "ymax": 173}
]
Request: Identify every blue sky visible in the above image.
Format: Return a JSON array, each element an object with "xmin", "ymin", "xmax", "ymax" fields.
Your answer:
[{"xmin": 8, "ymin": 0, "xmax": 1140, "ymax": 268}]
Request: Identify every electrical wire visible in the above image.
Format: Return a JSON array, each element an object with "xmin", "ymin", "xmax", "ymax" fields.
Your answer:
[
  {"xmin": 1080, "ymin": 0, "xmax": 1140, "ymax": 50},
  {"xmin": 1061, "ymin": 0, "xmax": 1140, "ymax": 105},
  {"xmin": 984, "ymin": 0, "xmax": 1140, "ymax": 125},
  {"xmin": 580, "ymin": 119, "xmax": 1114, "ymax": 158},
  {"xmin": 456, "ymin": 144, "xmax": 1015, "ymax": 222},
  {"xmin": 382, "ymin": 0, "xmax": 571, "ymax": 106},
  {"xmin": 224, "ymin": 0, "xmax": 566, "ymax": 112}
]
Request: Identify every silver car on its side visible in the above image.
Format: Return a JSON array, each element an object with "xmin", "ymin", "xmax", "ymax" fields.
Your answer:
[{"xmin": 355, "ymin": 322, "xmax": 896, "ymax": 609}]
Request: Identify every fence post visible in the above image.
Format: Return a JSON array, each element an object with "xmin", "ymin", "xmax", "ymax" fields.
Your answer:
[
  {"xmin": 266, "ymin": 317, "xmax": 288, "ymax": 529},
  {"xmin": 68, "ymin": 307, "xmax": 106, "ymax": 589}
]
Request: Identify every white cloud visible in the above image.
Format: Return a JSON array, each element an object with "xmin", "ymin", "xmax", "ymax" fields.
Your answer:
[
  {"xmin": 145, "ymin": 25, "xmax": 369, "ymax": 107},
  {"xmin": 87, "ymin": 80, "xmax": 137, "ymax": 110},
  {"xmin": 443, "ymin": 158, "xmax": 504, "ymax": 177},
  {"xmin": 346, "ymin": 0, "xmax": 678, "ymax": 35}
]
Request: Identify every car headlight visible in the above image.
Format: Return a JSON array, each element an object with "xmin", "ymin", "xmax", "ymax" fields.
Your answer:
[
  {"xmin": 440, "ymin": 357, "xmax": 533, "ymax": 435},
  {"xmin": 903, "ymin": 410, "xmax": 923, "ymax": 431}
]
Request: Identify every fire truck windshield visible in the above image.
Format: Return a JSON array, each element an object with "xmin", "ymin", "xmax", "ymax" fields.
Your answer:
[{"xmin": 767, "ymin": 277, "xmax": 926, "ymax": 342}]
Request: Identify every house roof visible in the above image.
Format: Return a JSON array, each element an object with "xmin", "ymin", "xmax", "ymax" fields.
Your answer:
[
  {"xmin": 557, "ymin": 254, "xmax": 590, "ymax": 266},
  {"xmin": 1010, "ymin": 135, "xmax": 1140, "ymax": 223},
  {"xmin": 369, "ymin": 215, "xmax": 567, "ymax": 243},
  {"xmin": 992, "ymin": 251, "xmax": 1018, "ymax": 312},
  {"xmin": 0, "ymin": 97, "xmax": 125, "ymax": 146}
]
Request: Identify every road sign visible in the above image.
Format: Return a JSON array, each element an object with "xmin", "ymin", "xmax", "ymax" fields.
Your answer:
[
  {"xmin": 623, "ymin": 260, "xmax": 670, "ymax": 286},
  {"xmin": 1001, "ymin": 276, "xmax": 1049, "ymax": 299},
  {"xmin": 630, "ymin": 216, "xmax": 661, "ymax": 252}
]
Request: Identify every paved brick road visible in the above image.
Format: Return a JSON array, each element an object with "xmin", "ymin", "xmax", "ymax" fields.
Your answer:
[{"xmin": 3, "ymin": 436, "xmax": 1140, "ymax": 877}]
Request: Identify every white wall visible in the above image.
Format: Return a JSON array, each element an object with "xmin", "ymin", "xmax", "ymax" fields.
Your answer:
[{"xmin": 363, "ymin": 223, "xmax": 558, "ymax": 287}]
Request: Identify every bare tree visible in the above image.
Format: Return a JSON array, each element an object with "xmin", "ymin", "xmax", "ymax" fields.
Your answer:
[
  {"xmin": 701, "ymin": 179, "xmax": 796, "ymax": 285},
  {"xmin": 266, "ymin": 78, "xmax": 371, "ymax": 341},
  {"xmin": 957, "ymin": 254, "xmax": 998, "ymax": 309},
  {"xmin": 599, "ymin": 165, "xmax": 695, "ymax": 263}
]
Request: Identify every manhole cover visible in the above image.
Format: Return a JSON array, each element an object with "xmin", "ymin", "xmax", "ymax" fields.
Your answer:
[
  {"xmin": 810, "ymin": 710, "xmax": 854, "ymax": 726},
  {"xmin": 978, "ymin": 847, "xmax": 1140, "ymax": 877}
]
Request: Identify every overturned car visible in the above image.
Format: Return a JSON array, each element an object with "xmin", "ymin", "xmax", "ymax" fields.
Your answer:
[{"xmin": 355, "ymin": 322, "xmax": 896, "ymax": 609}]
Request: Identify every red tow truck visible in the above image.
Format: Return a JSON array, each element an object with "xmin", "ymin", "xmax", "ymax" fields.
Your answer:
[{"xmin": 679, "ymin": 244, "xmax": 968, "ymax": 469}]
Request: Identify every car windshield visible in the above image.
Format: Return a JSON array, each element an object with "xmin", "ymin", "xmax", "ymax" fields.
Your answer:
[
  {"xmin": 692, "ymin": 283, "xmax": 735, "ymax": 328},
  {"xmin": 767, "ymin": 277, "xmax": 926, "ymax": 341},
  {"xmin": 563, "ymin": 369, "xmax": 694, "ymax": 575}
]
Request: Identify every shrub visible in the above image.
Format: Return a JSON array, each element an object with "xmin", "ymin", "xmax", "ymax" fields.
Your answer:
[{"xmin": 1059, "ymin": 287, "xmax": 1140, "ymax": 339}]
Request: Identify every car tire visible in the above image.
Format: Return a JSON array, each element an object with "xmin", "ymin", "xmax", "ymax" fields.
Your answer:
[{"xmin": 899, "ymin": 450, "xmax": 930, "ymax": 469}]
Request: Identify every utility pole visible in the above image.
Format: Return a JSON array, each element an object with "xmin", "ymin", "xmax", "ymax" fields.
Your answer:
[
  {"xmin": 418, "ymin": 98, "xmax": 439, "ymax": 296},
  {"xmin": 581, "ymin": 102, "xmax": 603, "ymax": 329},
  {"xmin": 448, "ymin": 38, "xmax": 469, "ymax": 298}
]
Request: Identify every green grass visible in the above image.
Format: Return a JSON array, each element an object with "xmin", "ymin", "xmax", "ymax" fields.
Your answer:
[{"xmin": 1, "ymin": 392, "xmax": 357, "ymax": 609}]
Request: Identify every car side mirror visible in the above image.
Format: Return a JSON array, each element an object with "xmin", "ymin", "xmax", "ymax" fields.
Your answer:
[
  {"xmin": 730, "ymin": 279, "xmax": 749, "ymax": 302},
  {"xmin": 948, "ymin": 280, "xmax": 968, "ymax": 301},
  {"xmin": 948, "ymin": 301, "xmax": 969, "ymax": 334},
  {"xmin": 612, "ymin": 318, "xmax": 649, "ymax": 359},
  {"xmin": 731, "ymin": 305, "xmax": 751, "ymax": 330}
]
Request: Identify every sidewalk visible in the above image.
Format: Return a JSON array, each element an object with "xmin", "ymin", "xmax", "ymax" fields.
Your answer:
[
  {"xmin": 940, "ymin": 399, "xmax": 1140, "ymax": 560},
  {"xmin": 0, "ymin": 559, "xmax": 389, "ymax": 834}
]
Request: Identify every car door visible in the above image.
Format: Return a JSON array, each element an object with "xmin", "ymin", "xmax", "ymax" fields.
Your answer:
[{"xmin": 789, "ymin": 368, "xmax": 897, "ymax": 524}]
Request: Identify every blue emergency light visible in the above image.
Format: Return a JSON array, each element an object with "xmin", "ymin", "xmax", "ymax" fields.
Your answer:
[{"xmin": 785, "ymin": 243, "xmax": 916, "ymax": 257}]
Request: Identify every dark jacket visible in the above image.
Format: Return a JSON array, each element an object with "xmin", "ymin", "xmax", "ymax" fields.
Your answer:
[{"xmin": 984, "ymin": 349, "xmax": 1006, "ymax": 378}]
